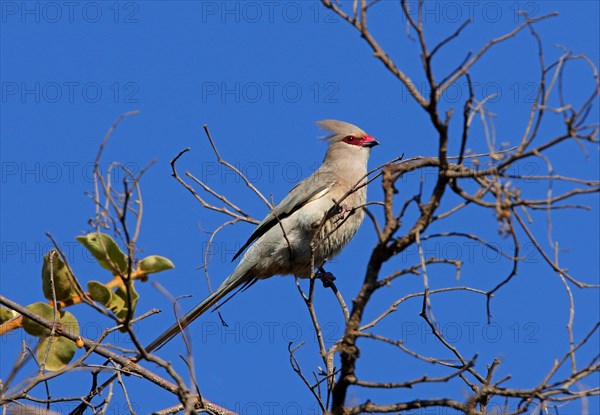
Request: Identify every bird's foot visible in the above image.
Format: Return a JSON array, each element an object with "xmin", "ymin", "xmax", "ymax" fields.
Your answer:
[
  {"xmin": 316, "ymin": 267, "xmax": 336, "ymax": 288},
  {"xmin": 335, "ymin": 204, "xmax": 349, "ymax": 223}
]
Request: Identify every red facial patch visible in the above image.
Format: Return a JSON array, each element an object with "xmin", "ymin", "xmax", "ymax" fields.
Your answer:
[{"xmin": 343, "ymin": 134, "xmax": 379, "ymax": 147}]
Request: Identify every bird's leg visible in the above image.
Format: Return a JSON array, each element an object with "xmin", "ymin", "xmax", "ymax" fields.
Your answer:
[{"xmin": 315, "ymin": 266, "xmax": 336, "ymax": 288}]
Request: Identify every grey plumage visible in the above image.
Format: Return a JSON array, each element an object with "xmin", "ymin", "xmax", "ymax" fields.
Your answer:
[{"xmin": 145, "ymin": 120, "xmax": 379, "ymax": 353}]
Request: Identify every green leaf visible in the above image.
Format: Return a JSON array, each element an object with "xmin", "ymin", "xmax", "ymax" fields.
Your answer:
[
  {"xmin": 42, "ymin": 250, "xmax": 78, "ymax": 301},
  {"xmin": 0, "ymin": 306, "xmax": 15, "ymax": 324},
  {"xmin": 76, "ymin": 232, "xmax": 128, "ymax": 274},
  {"xmin": 87, "ymin": 281, "xmax": 113, "ymax": 305},
  {"xmin": 36, "ymin": 310, "xmax": 79, "ymax": 371},
  {"xmin": 22, "ymin": 302, "xmax": 55, "ymax": 337},
  {"xmin": 87, "ymin": 280, "xmax": 138, "ymax": 320},
  {"xmin": 139, "ymin": 255, "xmax": 175, "ymax": 273},
  {"xmin": 114, "ymin": 282, "xmax": 139, "ymax": 321},
  {"xmin": 37, "ymin": 336, "xmax": 75, "ymax": 371},
  {"xmin": 87, "ymin": 280, "xmax": 125, "ymax": 315},
  {"xmin": 58, "ymin": 309, "xmax": 79, "ymax": 335},
  {"xmin": 107, "ymin": 294, "xmax": 126, "ymax": 316}
]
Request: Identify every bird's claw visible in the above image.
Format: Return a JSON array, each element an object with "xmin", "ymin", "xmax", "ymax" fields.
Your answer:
[
  {"xmin": 335, "ymin": 204, "xmax": 349, "ymax": 223},
  {"xmin": 316, "ymin": 267, "xmax": 336, "ymax": 287}
]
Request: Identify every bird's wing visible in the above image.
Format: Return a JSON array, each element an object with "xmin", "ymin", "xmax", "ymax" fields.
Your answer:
[
  {"xmin": 232, "ymin": 174, "xmax": 337, "ymax": 261},
  {"xmin": 146, "ymin": 178, "xmax": 336, "ymax": 353}
]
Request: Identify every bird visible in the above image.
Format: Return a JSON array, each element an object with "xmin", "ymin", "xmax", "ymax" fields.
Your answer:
[{"xmin": 145, "ymin": 120, "xmax": 379, "ymax": 353}]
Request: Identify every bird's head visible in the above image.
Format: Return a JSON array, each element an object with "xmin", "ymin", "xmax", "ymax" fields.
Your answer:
[
  {"xmin": 317, "ymin": 119, "xmax": 379, "ymax": 150},
  {"xmin": 317, "ymin": 119, "xmax": 379, "ymax": 173}
]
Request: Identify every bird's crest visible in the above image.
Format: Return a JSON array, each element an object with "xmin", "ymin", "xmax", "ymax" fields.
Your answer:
[{"xmin": 317, "ymin": 119, "xmax": 365, "ymax": 142}]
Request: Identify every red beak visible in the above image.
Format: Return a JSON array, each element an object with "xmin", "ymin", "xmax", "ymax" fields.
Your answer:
[{"xmin": 362, "ymin": 135, "xmax": 380, "ymax": 148}]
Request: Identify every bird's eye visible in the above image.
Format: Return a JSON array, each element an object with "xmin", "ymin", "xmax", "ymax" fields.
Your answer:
[{"xmin": 345, "ymin": 136, "xmax": 355, "ymax": 142}]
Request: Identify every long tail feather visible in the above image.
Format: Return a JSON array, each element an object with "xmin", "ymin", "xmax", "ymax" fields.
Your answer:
[{"xmin": 144, "ymin": 278, "xmax": 242, "ymax": 353}]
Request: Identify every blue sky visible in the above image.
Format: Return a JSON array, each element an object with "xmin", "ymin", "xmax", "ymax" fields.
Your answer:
[{"xmin": 1, "ymin": 1, "xmax": 599, "ymax": 414}]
